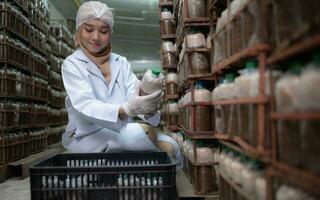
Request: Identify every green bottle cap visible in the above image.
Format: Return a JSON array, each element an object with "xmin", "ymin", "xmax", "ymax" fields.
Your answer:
[
  {"xmin": 312, "ymin": 52, "xmax": 320, "ymax": 65},
  {"xmin": 248, "ymin": 159, "xmax": 261, "ymax": 169},
  {"xmin": 225, "ymin": 73, "xmax": 235, "ymax": 81},
  {"xmin": 186, "ymin": 27, "xmax": 196, "ymax": 33},
  {"xmin": 245, "ymin": 59, "xmax": 258, "ymax": 69},
  {"xmin": 196, "ymin": 140, "xmax": 204, "ymax": 147},
  {"xmin": 240, "ymin": 155, "xmax": 247, "ymax": 163},
  {"xmin": 195, "ymin": 81, "xmax": 204, "ymax": 89},
  {"xmin": 289, "ymin": 61, "xmax": 302, "ymax": 74},
  {"xmin": 151, "ymin": 67, "xmax": 161, "ymax": 76}
]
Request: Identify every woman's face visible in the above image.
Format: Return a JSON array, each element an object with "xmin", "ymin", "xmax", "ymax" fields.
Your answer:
[{"xmin": 79, "ymin": 19, "xmax": 111, "ymax": 53}]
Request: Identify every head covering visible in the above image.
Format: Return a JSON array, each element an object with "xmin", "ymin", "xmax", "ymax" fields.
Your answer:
[
  {"xmin": 76, "ymin": 1, "xmax": 114, "ymax": 32},
  {"xmin": 74, "ymin": 1, "xmax": 113, "ymax": 73}
]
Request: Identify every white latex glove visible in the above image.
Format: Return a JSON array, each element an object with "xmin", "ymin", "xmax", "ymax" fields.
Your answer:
[
  {"xmin": 143, "ymin": 103, "xmax": 161, "ymax": 118},
  {"xmin": 123, "ymin": 87, "xmax": 163, "ymax": 117}
]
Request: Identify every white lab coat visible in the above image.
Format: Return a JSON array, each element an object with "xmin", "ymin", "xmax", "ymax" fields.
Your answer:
[{"xmin": 61, "ymin": 49, "xmax": 160, "ymax": 153}]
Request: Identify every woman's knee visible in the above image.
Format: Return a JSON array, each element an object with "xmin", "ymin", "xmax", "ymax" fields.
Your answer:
[
  {"xmin": 157, "ymin": 141, "xmax": 176, "ymax": 157},
  {"xmin": 139, "ymin": 123, "xmax": 158, "ymax": 144}
]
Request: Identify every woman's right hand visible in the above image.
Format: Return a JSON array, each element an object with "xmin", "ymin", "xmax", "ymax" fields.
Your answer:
[{"xmin": 122, "ymin": 89, "xmax": 163, "ymax": 117}]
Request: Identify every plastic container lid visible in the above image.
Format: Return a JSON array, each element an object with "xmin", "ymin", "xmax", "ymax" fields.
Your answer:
[
  {"xmin": 289, "ymin": 62, "xmax": 302, "ymax": 74},
  {"xmin": 225, "ymin": 73, "xmax": 235, "ymax": 82},
  {"xmin": 186, "ymin": 26, "xmax": 196, "ymax": 34},
  {"xmin": 195, "ymin": 81, "xmax": 205, "ymax": 89},
  {"xmin": 162, "ymin": 8, "xmax": 169, "ymax": 12},
  {"xmin": 151, "ymin": 67, "xmax": 161, "ymax": 76},
  {"xmin": 312, "ymin": 52, "xmax": 320, "ymax": 65},
  {"xmin": 240, "ymin": 155, "xmax": 248, "ymax": 163},
  {"xmin": 196, "ymin": 140, "xmax": 204, "ymax": 147},
  {"xmin": 245, "ymin": 59, "xmax": 258, "ymax": 69}
]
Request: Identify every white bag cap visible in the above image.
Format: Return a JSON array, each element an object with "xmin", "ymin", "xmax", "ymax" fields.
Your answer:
[{"xmin": 76, "ymin": 1, "xmax": 114, "ymax": 32}]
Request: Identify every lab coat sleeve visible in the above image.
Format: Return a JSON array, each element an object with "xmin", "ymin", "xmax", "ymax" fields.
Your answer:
[
  {"xmin": 61, "ymin": 59, "xmax": 121, "ymax": 127},
  {"xmin": 122, "ymin": 58, "xmax": 139, "ymax": 99}
]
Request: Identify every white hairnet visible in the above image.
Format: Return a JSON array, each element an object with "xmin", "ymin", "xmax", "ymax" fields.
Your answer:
[{"xmin": 76, "ymin": 1, "xmax": 114, "ymax": 32}]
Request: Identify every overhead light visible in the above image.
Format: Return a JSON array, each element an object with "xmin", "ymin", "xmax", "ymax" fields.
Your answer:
[{"xmin": 115, "ymin": 16, "xmax": 144, "ymax": 21}]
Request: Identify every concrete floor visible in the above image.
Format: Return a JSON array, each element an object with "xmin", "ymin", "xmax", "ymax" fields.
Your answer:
[{"xmin": 0, "ymin": 177, "xmax": 31, "ymax": 200}]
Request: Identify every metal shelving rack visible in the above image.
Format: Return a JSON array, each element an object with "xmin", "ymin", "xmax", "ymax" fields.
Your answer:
[
  {"xmin": 172, "ymin": 0, "xmax": 219, "ymax": 196},
  {"xmin": 218, "ymin": 169, "xmax": 255, "ymax": 200},
  {"xmin": 203, "ymin": 0, "xmax": 274, "ymax": 164},
  {"xmin": 266, "ymin": 33, "xmax": 320, "ymax": 200},
  {"xmin": 47, "ymin": 20, "xmax": 73, "ymax": 145},
  {"xmin": 163, "ymin": 0, "xmax": 320, "ymax": 199},
  {"xmin": 174, "ymin": 0, "xmax": 211, "ymax": 50},
  {"xmin": 208, "ymin": 0, "xmax": 272, "ymax": 199},
  {"xmin": 210, "ymin": 44, "xmax": 271, "ymax": 162},
  {"xmin": 158, "ymin": 0, "xmax": 180, "ymax": 131},
  {"xmin": 0, "ymin": 1, "xmax": 72, "ymax": 177},
  {"xmin": 178, "ymin": 80, "xmax": 215, "ymax": 138},
  {"xmin": 0, "ymin": 0, "xmax": 50, "ymax": 167}
]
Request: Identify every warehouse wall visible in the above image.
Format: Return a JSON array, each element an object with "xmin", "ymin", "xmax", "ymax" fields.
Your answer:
[
  {"xmin": 129, "ymin": 59, "xmax": 161, "ymax": 78},
  {"xmin": 47, "ymin": 0, "xmax": 160, "ymax": 76},
  {"xmin": 48, "ymin": 1, "xmax": 67, "ymax": 26}
]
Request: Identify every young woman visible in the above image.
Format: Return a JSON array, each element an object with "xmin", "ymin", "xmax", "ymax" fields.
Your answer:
[{"xmin": 61, "ymin": 1, "xmax": 182, "ymax": 169}]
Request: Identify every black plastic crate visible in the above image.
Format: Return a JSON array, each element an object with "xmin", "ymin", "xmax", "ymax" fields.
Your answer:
[{"xmin": 30, "ymin": 152, "xmax": 177, "ymax": 200}]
